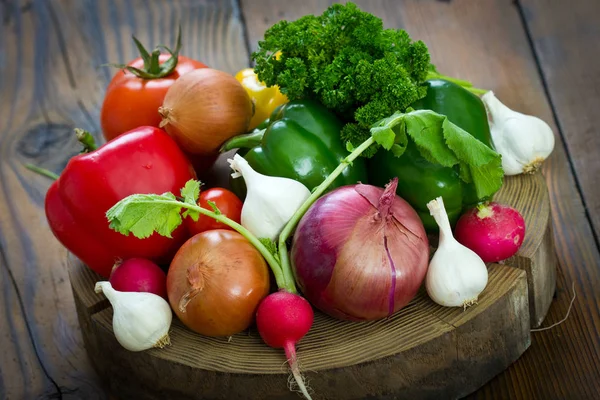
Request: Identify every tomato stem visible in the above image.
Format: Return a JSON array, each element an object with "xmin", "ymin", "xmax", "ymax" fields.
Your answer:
[{"xmin": 110, "ymin": 26, "xmax": 183, "ymax": 80}]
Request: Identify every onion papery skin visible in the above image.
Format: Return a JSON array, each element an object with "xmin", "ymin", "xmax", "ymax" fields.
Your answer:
[
  {"xmin": 159, "ymin": 68, "xmax": 253, "ymax": 156},
  {"xmin": 167, "ymin": 230, "xmax": 270, "ymax": 337},
  {"xmin": 291, "ymin": 184, "xmax": 430, "ymax": 321}
]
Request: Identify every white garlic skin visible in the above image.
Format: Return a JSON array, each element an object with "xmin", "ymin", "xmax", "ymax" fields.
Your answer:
[
  {"xmin": 426, "ymin": 239, "xmax": 489, "ymax": 307},
  {"xmin": 95, "ymin": 281, "xmax": 172, "ymax": 352},
  {"xmin": 425, "ymin": 197, "xmax": 488, "ymax": 308},
  {"xmin": 482, "ymin": 91, "xmax": 555, "ymax": 176},
  {"xmin": 228, "ymin": 154, "xmax": 311, "ymax": 240}
]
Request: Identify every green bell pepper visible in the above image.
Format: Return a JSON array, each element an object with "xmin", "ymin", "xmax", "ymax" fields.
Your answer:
[
  {"xmin": 368, "ymin": 79, "xmax": 494, "ymax": 231},
  {"xmin": 222, "ymin": 99, "xmax": 368, "ymax": 198}
]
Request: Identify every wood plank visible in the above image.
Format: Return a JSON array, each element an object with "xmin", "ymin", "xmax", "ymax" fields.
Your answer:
[
  {"xmin": 519, "ymin": 0, "xmax": 600, "ymax": 241},
  {"xmin": 0, "ymin": 249, "xmax": 52, "ymax": 399},
  {"xmin": 239, "ymin": 0, "xmax": 600, "ymax": 398},
  {"xmin": 0, "ymin": 0, "xmax": 249, "ymax": 399}
]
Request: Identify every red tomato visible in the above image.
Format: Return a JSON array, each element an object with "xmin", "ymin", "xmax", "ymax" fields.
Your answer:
[
  {"xmin": 185, "ymin": 188, "xmax": 243, "ymax": 235},
  {"xmin": 100, "ymin": 54, "xmax": 207, "ymax": 141}
]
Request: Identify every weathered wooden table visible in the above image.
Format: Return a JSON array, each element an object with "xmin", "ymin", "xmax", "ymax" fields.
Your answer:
[{"xmin": 1, "ymin": 0, "xmax": 599, "ymax": 399}]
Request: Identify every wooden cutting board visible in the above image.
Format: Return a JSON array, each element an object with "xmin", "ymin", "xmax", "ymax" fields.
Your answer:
[{"xmin": 69, "ymin": 170, "xmax": 556, "ymax": 400}]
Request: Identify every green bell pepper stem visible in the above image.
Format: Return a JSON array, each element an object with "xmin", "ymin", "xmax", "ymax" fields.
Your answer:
[
  {"xmin": 426, "ymin": 71, "xmax": 488, "ymax": 96},
  {"xmin": 277, "ymin": 136, "xmax": 376, "ymax": 279},
  {"xmin": 220, "ymin": 128, "xmax": 266, "ymax": 152}
]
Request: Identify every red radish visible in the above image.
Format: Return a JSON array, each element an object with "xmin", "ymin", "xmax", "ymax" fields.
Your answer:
[
  {"xmin": 109, "ymin": 258, "xmax": 167, "ymax": 299},
  {"xmin": 454, "ymin": 202, "xmax": 526, "ymax": 263},
  {"xmin": 256, "ymin": 291, "xmax": 314, "ymax": 400}
]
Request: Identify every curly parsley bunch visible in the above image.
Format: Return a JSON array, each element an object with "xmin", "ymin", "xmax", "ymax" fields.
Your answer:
[{"xmin": 252, "ymin": 2, "xmax": 431, "ymax": 157}]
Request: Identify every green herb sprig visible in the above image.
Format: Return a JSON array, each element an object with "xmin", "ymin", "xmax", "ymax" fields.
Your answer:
[{"xmin": 252, "ymin": 2, "xmax": 431, "ymax": 158}]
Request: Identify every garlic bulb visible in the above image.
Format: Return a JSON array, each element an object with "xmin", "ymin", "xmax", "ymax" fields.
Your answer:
[
  {"xmin": 425, "ymin": 197, "xmax": 488, "ymax": 308},
  {"xmin": 228, "ymin": 154, "xmax": 311, "ymax": 241},
  {"xmin": 482, "ymin": 91, "xmax": 555, "ymax": 175},
  {"xmin": 95, "ymin": 281, "xmax": 172, "ymax": 352}
]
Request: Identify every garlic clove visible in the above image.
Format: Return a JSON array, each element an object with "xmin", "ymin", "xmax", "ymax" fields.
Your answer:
[
  {"xmin": 482, "ymin": 91, "xmax": 555, "ymax": 176},
  {"xmin": 228, "ymin": 154, "xmax": 311, "ymax": 240},
  {"xmin": 425, "ymin": 197, "xmax": 488, "ymax": 308},
  {"xmin": 426, "ymin": 240, "xmax": 488, "ymax": 308},
  {"xmin": 95, "ymin": 281, "xmax": 172, "ymax": 352}
]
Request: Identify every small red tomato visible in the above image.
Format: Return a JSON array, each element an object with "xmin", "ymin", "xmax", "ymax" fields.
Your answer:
[{"xmin": 185, "ymin": 188, "xmax": 243, "ymax": 235}]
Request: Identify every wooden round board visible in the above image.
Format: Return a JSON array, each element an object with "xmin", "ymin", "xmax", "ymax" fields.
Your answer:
[{"xmin": 68, "ymin": 170, "xmax": 556, "ymax": 400}]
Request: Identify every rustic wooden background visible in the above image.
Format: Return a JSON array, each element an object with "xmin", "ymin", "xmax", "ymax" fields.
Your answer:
[{"xmin": 0, "ymin": 0, "xmax": 598, "ymax": 399}]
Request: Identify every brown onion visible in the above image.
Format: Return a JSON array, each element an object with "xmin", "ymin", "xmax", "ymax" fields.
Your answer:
[
  {"xmin": 166, "ymin": 229, "xmax": 270, "ymax": 337},
  {"xmin": 291, "ymin": 178, "xmax": 430, "ymax": 321},
  {"xmin": 159, "ymin": 68, "xmax": 252, "ymax": 155}
]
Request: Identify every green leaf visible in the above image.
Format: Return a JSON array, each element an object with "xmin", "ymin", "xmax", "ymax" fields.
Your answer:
[
  {"xmin": 458, "ymin": 161, "xmax": 473, "ymax": 183},
  {"xmin": 106, "ymin": 192, "xmax": 183, "ymax": 239},
  {"xmin": 346, "ymin": 141, "xmax": 356, "ymax": 152},
  {"xmin": 442, "ymin": 117, "xmax": 504, "ymax": 198},
  {"xmin": 402, "ymin": 110, "xmax": 458, "ymax": 167},
  {"xmin": 469, "ymin": 157, "xmax": 503, "ymax": 198},
  {"xmin": 258, "ymin": 238, "xmax": 280, "ymax": 262},
  {"xmin": 391, "ymin": 142, "xmax": 407, "ymax": 158},
  {"xmin": 181, "ymin": 180, "xmax": 200, "ymax": 205},
  {"xmin": 206, "ymin": 200, "xmax": 222, "ymax": 215},
  {"xmin": 180, "ymin": 179, "xmax": 201, "ymax": 221},
  {"xmin": 371, "ymin": 126, "xmax": 395, "ymax": 150}
]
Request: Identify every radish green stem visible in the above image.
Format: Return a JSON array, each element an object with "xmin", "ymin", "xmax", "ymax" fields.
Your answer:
[
  {"xmin": 25, "ymin": 164, "xmax": 59, "ymax": 181},
  {"xmin": 146, "ymin": 199, "xmax": 289, "ymax": 291},
  {"xmin": 278, "ymin": 136, "xmax": 375, "ymax": 279},
  {"xmin": 185, "ymin": 203, "xmax": 289, "ymax": 291}
]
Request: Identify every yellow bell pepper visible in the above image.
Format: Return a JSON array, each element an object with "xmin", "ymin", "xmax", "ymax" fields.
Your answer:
[{"xmin": 235, "ymin": 68, "xmax": 288, "ymax": 130}]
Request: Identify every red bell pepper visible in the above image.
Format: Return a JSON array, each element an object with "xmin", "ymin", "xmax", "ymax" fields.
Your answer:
[{"xmin": 45, "ymin": 126, "xmax": 196, "ymax": 278}]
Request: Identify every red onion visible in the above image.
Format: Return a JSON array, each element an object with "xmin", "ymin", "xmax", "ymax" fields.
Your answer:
[{"xmin": 290, "ymin": 178, "xmax": 430, "ymax": 321}]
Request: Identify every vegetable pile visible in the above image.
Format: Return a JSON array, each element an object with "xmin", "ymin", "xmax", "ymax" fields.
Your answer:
[{"xmin": 35, "ymin": 3, "xmax": 558, "ymax": 399}]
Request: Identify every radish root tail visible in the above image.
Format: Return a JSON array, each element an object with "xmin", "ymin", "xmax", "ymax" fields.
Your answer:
[{"xmin": 284, "ymin": 342, "xmax": 312, "ymax": 400}]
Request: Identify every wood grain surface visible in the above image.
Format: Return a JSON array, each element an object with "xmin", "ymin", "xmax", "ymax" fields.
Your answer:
[
  {"xmin": 0, "ymin": 0, "xmax": 599, "ymax": 399},
  {"xmin": 0, "ymin": 1, "xmax": 248, "ymax": 399},
  {"xmin": 520, "ymin": 0, "xmax": 600, "ymax": 241}
]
